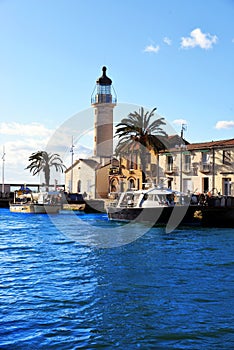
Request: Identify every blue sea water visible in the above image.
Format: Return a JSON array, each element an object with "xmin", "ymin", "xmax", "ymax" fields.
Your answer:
[{"xmin": 0, "ymin": 208, "xmax": 233, "ymax": 350}]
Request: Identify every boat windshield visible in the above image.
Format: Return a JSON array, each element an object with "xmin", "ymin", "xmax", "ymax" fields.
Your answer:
[{"xmin": 119, "ymin": 193, "xmax": 141, "ymax": 207}]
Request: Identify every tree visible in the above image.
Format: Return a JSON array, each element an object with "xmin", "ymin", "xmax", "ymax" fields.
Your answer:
[
  {"xmin": 115, "ymin": 107, "xmax": 167, "ymax": 188},
  {"xmin": 25, "ymin": 151, "xmax": 66, "ymax": 190}
]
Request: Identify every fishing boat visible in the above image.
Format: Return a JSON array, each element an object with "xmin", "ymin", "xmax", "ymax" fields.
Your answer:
[
  {"xmin": 9, "ymin": 191, "xmax": 61, "ymax": 214},
  {"xmin": 10, "ymin": 191, "xmax": 34, "ymax": 213},
  {"xmin": 106, "ymin": 185, "xmax": 201, "ymax": 227}
]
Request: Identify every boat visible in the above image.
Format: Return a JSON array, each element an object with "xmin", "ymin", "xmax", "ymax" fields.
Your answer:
[
  {"xmin": 107, "ymin": 185, "xmax": 234, "ymax": 228},
  {"xmin": 106, "ymin": 185, "xmax": 201, "ymax": 228},
  {"xmin": 9, "ymin": 191, "xmax": 62, "ymax": 214},
  {"xmin": 10, "ymin": 192, "xmax": 35, "ymax": 213}
]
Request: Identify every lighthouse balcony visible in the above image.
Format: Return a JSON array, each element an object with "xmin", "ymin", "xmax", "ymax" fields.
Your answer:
[{"xmin": 91, "ymin": 94, "xmax": 117, "ymax": 104}]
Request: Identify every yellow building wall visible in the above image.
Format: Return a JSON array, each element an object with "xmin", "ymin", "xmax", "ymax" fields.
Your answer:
[{"xmin": 158, "ymin": 147, "xmax": 234, "ymax": 195}]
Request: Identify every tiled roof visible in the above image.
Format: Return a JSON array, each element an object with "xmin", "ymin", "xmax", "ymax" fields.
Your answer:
[
  {"xmin": 80, "ymin": 159, "xmax": 99, "ymax": 169},
  {"xmin": 65, "ymin": 158, "xmax": 99, "ymax": 173},
  {"xmin": 187, "ymin": 138, "xmax": 234, "ymax": 150}
]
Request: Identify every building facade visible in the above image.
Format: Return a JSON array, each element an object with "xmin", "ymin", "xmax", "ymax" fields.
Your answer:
[
  {"xmin": 158, "ymin": 138, "xmax": 234, "ymax": 195},
  {"xmin": 65, "ymin": 159, "xmax": 98, "ymax": 198}
]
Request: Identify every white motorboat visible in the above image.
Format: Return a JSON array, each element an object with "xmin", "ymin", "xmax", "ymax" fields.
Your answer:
[{"xmin": 106, "ymin": 185, "xmax": 201, "ymax": 227}]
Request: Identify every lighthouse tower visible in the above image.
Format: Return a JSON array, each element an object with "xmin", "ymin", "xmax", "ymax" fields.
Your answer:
[{"xmin": 91, "ymin": 66, "xmax": 117, "ymax": 160}]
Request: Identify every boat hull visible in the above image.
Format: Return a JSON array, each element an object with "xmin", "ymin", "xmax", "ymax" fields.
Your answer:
[
  {"xmin": 33, "ymin": 204, "xmax": 61, "ymax": 214},
  {"xmin": 10, "ymin": 204, "xmax": 35, "ymax": 213},
  {"xmin": 10, "ymin": 203, "xmax": 61, "ymax": 214},
  {"xmin": 107, "ymin": 204, "xmax": 234, "ymax": 228},
  {"xmin": 107, "ymin": 205, "xmax": 202, "ymax": 227}
]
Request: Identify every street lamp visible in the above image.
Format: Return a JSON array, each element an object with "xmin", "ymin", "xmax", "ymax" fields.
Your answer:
[
  {"xmin": 2, "ymin": 146, "xmax": 5, "ymax": 195},
  {"xmin": 175, "ymin": 143, "xmax": 187, "ymax": 198},
  {"xmin": 70, "ymin": 136, "xmax": 75, "ymax": 193}
]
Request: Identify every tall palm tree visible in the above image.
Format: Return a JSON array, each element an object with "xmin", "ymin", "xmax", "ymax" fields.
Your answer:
[
  {"xmin": 115, "ymin": 107, "xmax": 167, "ymax": 188},
  {"xmin": 25, "ymin": 151, "xmax": 66, "ymax": 190}
]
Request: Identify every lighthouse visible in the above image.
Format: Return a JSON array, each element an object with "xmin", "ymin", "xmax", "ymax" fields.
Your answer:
[{"xmin": 91, "ymin": 66, "xmax": 117, "ymax": 159}]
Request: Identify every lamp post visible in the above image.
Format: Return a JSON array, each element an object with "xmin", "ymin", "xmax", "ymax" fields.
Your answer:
[
  {"xmin": 175, "ymin": 123, "xmax": 187, "ymax": 202},
  {"xmin": 2, "ymin": 146, "xmax": 5, "ymax": 195},
  {"xmin": 175, "ymin": 143, "xmax": 187, "ymax": 201},
  {"xmin": 70, "ymin": 136, "xmax": 74, "ymax": 193}
]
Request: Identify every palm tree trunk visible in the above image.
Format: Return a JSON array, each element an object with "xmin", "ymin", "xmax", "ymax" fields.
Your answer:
[
  {"xmin": 44, "ymin": 168, "xmax": 50, "ymax": 191},
  {"xmin": 140, "ymin": 151, "xmax": 147, "ymax": 189}
]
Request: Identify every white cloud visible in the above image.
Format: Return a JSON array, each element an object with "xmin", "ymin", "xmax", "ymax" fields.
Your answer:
[
  {"xmin": 0, "ymin": 122, "xmax": 58, "ymax": 183},
  {"xmin": 0, "ymin": 122, "xmax": 53, "ymax": 138},
  {"xmin": 3, "ymin": 138, "xmax": 50, "ymax": 184},
  {"xmin": 163, "ymin": 37, "xmax": 172, "ymax": 45},
  {"xmin": 215, "ymin": 120, "xmax": 234, "ymax": 129},
  {"xmin": 144, "ymin": 44, "xmax": 160, "ymax": 53},
  {"xmin": 181, "ymin": 28, "xmax": 218, "ymax": 49},
  {"xmin": 172, "ymin": 119, "xmax": 188, "ymax": 126}
]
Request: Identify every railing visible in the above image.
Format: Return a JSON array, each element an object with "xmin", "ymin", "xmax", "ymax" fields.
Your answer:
[
  {"xmin": 91, "ymin": 95, "xmax": 117, "ymax": 104},
  {"xmin": 165, "ymin": 164, "xmax": 174, "ymax": 173},
  {"xmin": 183, "ymin": 163, "xmax": 191, "ymax": 172},
  {"xmin": 200, "ymin": 163, "xmax": 210, "ymax": 172}
]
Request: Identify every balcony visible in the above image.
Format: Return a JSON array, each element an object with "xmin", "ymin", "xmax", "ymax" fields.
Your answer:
[
  {"xmin": 165, "ymin": 164, "xmax": 176, "ymax": 174},
  {"xmin": 200, "ymin": 163, "xmax": 211, "ymax": 173},
  {"xmin": 109, "ymin": 167, "xmax": 120, "ymax": 175},
  {"xmin": 182, "ymin": 163, "xmax": 191, "ymax": 173}
]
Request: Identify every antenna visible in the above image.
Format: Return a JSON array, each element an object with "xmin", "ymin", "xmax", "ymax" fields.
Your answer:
[{"xmin": 181, "ymin": 123, "xmax": 187, "ymax": 139}]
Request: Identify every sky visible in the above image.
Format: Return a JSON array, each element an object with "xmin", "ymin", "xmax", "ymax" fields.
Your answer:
[{"xmin": 0, "ymin": 0, "xmax": 234, "ymax": 184}]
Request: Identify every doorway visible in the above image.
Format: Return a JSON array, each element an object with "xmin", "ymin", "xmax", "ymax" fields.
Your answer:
[{"xmin": 203, "ymin": 177, "xmax": 209, "ymax": 193}]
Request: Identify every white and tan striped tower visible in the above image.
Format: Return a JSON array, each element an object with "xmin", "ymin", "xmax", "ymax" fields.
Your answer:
[{"xmin": 91, "ymin": 66, "xmax": 117, "ymax": 160}]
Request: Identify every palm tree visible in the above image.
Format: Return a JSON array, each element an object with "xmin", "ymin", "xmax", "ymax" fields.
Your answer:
[
  {"xmin": 115, "ymin": 107, "xmax": 167, "ymax": 188},
  {"xmin": 25, "ymin": 151, "xmax": 66, "ymax": 190}
]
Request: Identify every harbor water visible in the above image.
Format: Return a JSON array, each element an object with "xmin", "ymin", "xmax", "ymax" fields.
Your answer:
[{"xmin": 0, "ymin": 208, "xmax": 233, "ymax": 349}]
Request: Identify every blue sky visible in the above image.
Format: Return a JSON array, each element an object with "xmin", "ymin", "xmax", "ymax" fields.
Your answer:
[{"xmin": 0, "ymin": 0, "xmax": 234, "ymax": 183}]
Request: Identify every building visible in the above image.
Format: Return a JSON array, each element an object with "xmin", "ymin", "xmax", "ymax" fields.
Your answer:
[
  {"xmin": 158, "ymin": 138, "xmax": 234, "ymax": 195},
  {"xmin": 65, "ymin": 159, "xmax": 99, "ymax": 198},
  {"xmin": 105, "ymin": 136, "xmax": 234, "ymax": 197}
]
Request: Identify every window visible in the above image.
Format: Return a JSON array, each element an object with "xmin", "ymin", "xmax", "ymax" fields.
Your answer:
[
  {"xmin": 110, "ymin": 178, "xmax": 118, "ymax": 192},
  {"xmin": 128, "ymin": 152, "xmax": 138, "ymax": 170},
  {"xmin": 223, "ymin": 178, "xmax": 232, "ymax": 195},
  {"xmin": 166, "ymin": 155, "xmax": 173, "ymax": 172},
  {"xmin": 223, "ymin": 150, "xmax": 231, "ymax": 165},
  {"xmin": 128, "ymin": 178, "xmax": 135, "ymax": 189},
  {"xmin": 201, "ymin": 152, "xmax": 210, "ymax": 171},
  {"xmin": 183, "ymin": 154, "xmax": 191, "ymax": 172},
  {"xmin": 145, "ymin": 152, "xmax": 151, "ymax": 169},
  {"xmin": 77, "ymin": 180, "xmax": 81, "ymax": 193}
]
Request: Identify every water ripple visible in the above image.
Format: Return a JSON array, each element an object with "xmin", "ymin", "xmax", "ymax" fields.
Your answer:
[{"xmin": 0, "ymin": 209, "xmax": 233, "ymax": 349}]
